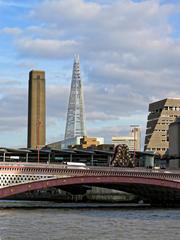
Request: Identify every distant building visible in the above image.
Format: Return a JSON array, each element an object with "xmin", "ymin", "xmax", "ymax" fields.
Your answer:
[
  {"xmin": 64, "ymin": 55, "xmax": 86, "ymax": 139},
  {"xmin": 112, "ymin": 127, "xmax": 141, "ymax": 151},
  {"xmin": 96, "ymin": 144, "xmax": 114, "ymax": 151},
  {"xmin": 61, "ymin": 136, "xmax": 82, "ymax": 149},
  {"xmin": 144, "ymin": 98, "xmax": 180, "ymax": 156},
  {"xmin": 169, "ymin": 117, "xmax": 180, "ymax": 158},
  {"xmin": 80, "ymin": 136, "xmax": 104, "ymax": 149},
  {"xmin": 60, "ymin": 136, "xmax": 104, "ymax": 149},
  {"xmin": 46, "ymin": 141, "xmax": 62, "ymax": 150},
  {"xmin": 27, "ymin": 70, "xmax": 46, "ymax": 149}
]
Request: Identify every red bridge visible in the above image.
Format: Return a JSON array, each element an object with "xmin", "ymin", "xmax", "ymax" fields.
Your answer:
[{"xmin": 1, "ymin": 162, "xmax": 180, "ymax": 205}]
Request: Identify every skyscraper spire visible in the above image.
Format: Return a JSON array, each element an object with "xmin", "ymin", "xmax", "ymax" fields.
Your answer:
[{"xmin": 64, "ymin": 55, "xmax": 86, "ymax": 139}]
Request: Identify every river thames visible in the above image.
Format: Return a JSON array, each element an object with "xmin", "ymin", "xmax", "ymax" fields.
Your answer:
[{"xmin": 0, "ymin": 202, "xmax": 180, "ymax": 240}]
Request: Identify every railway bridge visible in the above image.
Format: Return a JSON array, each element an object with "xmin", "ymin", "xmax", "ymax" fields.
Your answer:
[{"xmin": 0, "ymin": 162, "xmax": 180, "ymax": 205}]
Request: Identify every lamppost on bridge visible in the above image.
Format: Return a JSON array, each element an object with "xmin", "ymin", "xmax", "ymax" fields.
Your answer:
[{"xmin": 37, "ymin": 119, "xmax": 41, "ymax": 164}]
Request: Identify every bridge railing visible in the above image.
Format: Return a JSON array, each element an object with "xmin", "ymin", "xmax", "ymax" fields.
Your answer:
[{"xmin": 0, "ymin": 162, "xmax": 180, "ymax": 181}]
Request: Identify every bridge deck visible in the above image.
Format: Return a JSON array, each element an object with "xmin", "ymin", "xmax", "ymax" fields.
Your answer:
[{"xmin": 0, "ymin": 162, "xmax": 180, "ymax": 181}]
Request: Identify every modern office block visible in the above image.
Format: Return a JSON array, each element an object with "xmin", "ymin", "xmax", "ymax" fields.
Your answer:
[
  {"xmin": 64, "ymin": 55, "xmax": 86, "ymax": 139},
  {"xmin": 27, "ymin": 70, "xmax": 46, "ymax": 149},
  {"xmin": 144, "ymin": 98, "xmax": 180, "ymax": 156}
]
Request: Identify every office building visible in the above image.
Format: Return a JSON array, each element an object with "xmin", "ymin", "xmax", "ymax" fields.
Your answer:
[
  {"xmin": 144, "ymin": 98, "xmax": 180, "ymax": 156},
  {"xmin": 27, "ymin": 70, "xmax": 46, "ymax": 149},
  {"xmin": 112, "ymin": 127, "xmax": 141, "ymax": 151}
]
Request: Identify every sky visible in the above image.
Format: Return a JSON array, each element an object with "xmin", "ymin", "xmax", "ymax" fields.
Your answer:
[{"xmin": 0, "ymin": 0, "xmax": 180, "ymax": 148}]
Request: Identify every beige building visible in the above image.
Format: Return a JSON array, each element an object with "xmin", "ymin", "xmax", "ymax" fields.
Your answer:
[
  {"xmin": 60, "ymin": 136, "xmax": 104, "ymax": 149},
  {"xmin": 112, "ymin": 127, "xmax": 141, "ymax": 151},
  {"xmin": 80, "ymin": 136, "xmax": 104, "ymax": 149},
  {"xmin": 144, "ymin": 98, "xmax": 180, "ymax": 156},
  {"xmin": 27, "ymin": 70, "xmax": 46, "ymax": 149},
  {"xmin": 46, "ymin": 136, "xmax": 104, "ymax": 150}
]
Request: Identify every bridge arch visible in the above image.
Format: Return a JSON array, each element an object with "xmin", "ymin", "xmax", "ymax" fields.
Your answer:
[{"xmin": 1, "ymin": 175, "xmax": 180, "ymax": 203}]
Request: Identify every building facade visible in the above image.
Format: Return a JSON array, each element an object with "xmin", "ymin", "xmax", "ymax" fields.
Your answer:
[
  {"xmin": 144, "ymin": 98, "xmax": 180, "ymax": 156},
  {"xmin": 27, "ymin": 70, "xmax": 46, "ymax": 149},
  {"xmin": 112, "ymin": 127, "xmax": 141, "ymax": 151}
]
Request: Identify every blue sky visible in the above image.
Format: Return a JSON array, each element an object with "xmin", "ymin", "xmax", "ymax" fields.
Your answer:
[{"xmin": 0, "ymin": 0, "xmax": 180, "ymax": 148}]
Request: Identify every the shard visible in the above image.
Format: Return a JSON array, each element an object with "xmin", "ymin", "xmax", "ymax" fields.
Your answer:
[{"xmin": 64, "ymin": 55, "xmax": 86, "ymax": 139}]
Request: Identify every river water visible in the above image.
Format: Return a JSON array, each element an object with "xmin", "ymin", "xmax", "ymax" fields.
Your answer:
[{"xmin": 0, "ymin": 201, "xmax": 180, "ymax": 240}]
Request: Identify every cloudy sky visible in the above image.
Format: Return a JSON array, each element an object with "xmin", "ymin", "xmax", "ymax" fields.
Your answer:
[{"xmin": 0, "ymin": 0, "xmax": 180, "ymax": 148}]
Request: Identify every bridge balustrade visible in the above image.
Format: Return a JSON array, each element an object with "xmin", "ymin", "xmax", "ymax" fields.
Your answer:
[{"xmin": 0, "ymin": 163, "xmax": 180, "ymax": 182}]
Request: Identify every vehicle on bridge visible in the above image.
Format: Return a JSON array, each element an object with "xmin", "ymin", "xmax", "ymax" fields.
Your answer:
[{"xmin": 63, "ymin": 162, "xmax": 87, "ymax": 169}]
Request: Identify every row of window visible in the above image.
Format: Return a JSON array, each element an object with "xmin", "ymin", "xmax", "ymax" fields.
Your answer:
[
  {"xmin": 149, "ymin": 116, "xmax": 178, "ymax": 122},
  {"xmin": 154, "ymin": 129, "xmax": 167, "ymax": 132},
  {"xmin": 164, "ymin": 106, "xmax": 180, "ymax": 111},
  {"xmin": 147, "ymin": 147, "xmax": 167, "ymax": 151},
  {"xmin": 151, "ymin": 107, "xmax": 180, "ymax": 114}
]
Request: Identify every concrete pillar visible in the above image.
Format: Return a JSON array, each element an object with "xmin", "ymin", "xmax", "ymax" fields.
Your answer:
[
  {"xmin": 48, "ymin": 153, "xmax": 50, "ymax": 163},
  {"xmin": 108, "ymin": 155, "xmax": 112, "ymax": 166},
  {"xmin": 26, "ymin": 153, "xmax": 28, "ymax": 162},
  {"xmin": 91, "ymin": 154, "xmax": 94, "ymax": 166}
]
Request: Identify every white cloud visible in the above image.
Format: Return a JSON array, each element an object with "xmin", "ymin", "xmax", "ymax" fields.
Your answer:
[
  {"xmin": 16, "ymin": 38, "xmax": 78, "ymax": 58},
  {"xmin": 30, "ymin": 0, "xmax": 101, "ymax": 23},
  {"xmin": 1, "ymin": 27, "xmax": 22, "ymax": 35}
]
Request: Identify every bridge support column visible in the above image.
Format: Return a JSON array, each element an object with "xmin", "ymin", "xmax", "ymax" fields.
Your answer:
[
  {"xmin": 3, "ymin": 152, "xmax": 6, "ymax": 162},
  {"xmin": 70, "ymin": 154, "xmax": 72, "ymax": 162},
  {"xmin": 48, "ymin": 153, "xmax": 50, "ymax": 163},
  {"xmin": 108, "ymin": 155, "xmax": 112, "ymax": 166},
  {"xmin": 26, "ymin": 153, "xmax": 28, "ymax": 162},
  {"xmin": 91, "ymin": 154, "xmax": 94, "ymax": 166}
]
